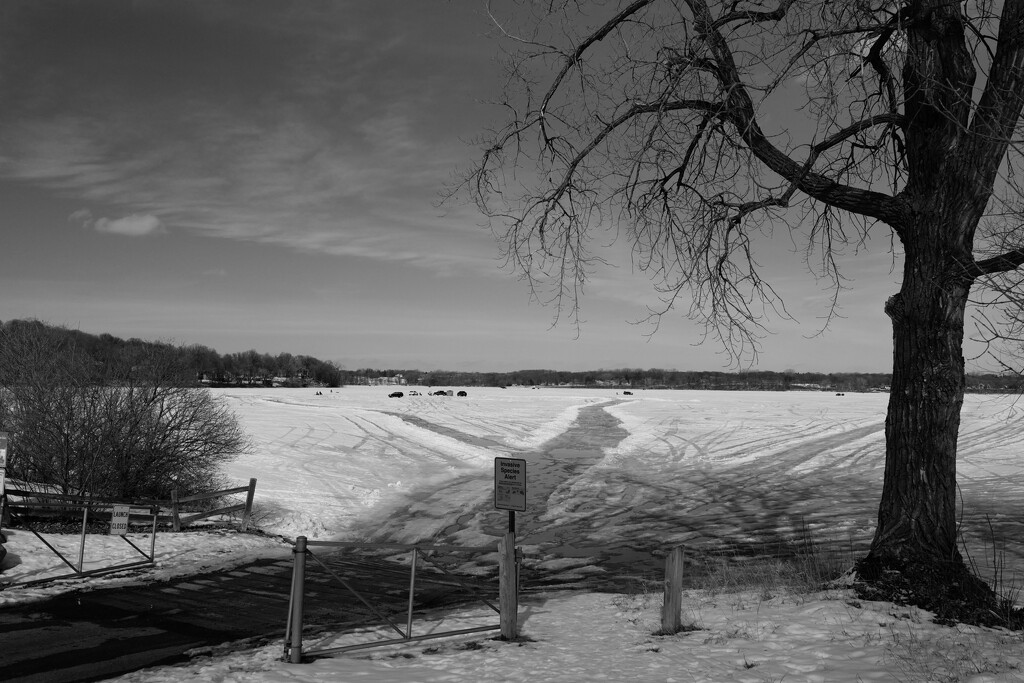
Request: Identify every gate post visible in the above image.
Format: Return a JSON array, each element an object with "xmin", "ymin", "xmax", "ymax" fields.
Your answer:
[
  {"xmin": 661, "ymin": 546, "xmax": 685, "ymax": 633},
  {"xmin": 288, "ymin": 536, "xmax": 307, "ymax": 663},
  {"xmin": 77, "ymin": 504, "xmax": 89, "ymax": 573},
  {"xmin": 241, "ymin": 478, "xmax": 257, "ymax": 531},
  {"xmin": 499, "ymin": 532, "xmax": 518, "ymax": 640},
  {"xmin": 170, "ymin": 488, "xmax": 181, "ymax": 532}
]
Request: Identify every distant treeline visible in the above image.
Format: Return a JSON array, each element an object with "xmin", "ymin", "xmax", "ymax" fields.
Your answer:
[
  {"xmin": 0, "ymin": 320, "xmax": 343, "ymax": 387},
  {"xmin": 342, "ymin": 367, "xmax": 1021, "ymax": 393},
  {"xmin": 4, "ymin": 320, "xmax": 1020, "ymax": 393}
]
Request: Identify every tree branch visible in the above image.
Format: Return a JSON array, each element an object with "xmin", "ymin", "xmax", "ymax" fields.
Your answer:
[
  {"xmin": 684, "ymin": 0, "xmax": 909, "ymax": 230},
  {"xmin": 964, "ymin": 0, "xmax": 1024, "ymax": 203},
  {"xmin": 539, "ymin": 0, "xmax": 658, "ymax": 141},
  {"xmin": 968, "ymin": 248, "xmax": 1024, "ymax": 277},
  {"xmin": 710, "ymin": 0, "xmax": 797, "ymax": 31}
]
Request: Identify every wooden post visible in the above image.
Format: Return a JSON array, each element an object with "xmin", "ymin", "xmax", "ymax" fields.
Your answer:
[
  {"xmin": 499, "ymin": 532, "xmax": 518, "ymax": 640},
  {"xmin": 661, "ymin": 546, "xmax": 685, "ymax": 633},
  {"xmin": 406, "ymin": 548, "xmax": 418, "ymax": 639},
  {"xmin": 0, "ymin": 432, "xmax": 7, "ymax": 531},
  {"xmin": 77, "ymin": 504, "xmax": 89, "ymax": 573},
  {"xmin": 170, "ymin": 488, "xmax": 181, "ymax": 532},
  {"xmin": 148, "ymin": 506, "xmax": 158, "ymax": 560},
  {"xmin": 288, "ymin": 536, "xmax": 307, "ymax": 663},
  {"xmin": 241, "ymin": 478, "xmax": 257, "ymax": 531}
]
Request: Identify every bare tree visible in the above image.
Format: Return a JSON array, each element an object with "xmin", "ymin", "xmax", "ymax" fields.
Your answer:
[
  {"xmin": 459, "ymin": 0, "xmax": 1024, "ymax": 620},
  {"xmin": 0, "ymin": 321, "xmax": 248, "ymax": 501}
]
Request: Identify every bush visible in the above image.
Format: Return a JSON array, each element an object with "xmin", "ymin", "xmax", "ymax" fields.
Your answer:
[{"xmin": 0, "ymin": 320, "xmax": 248, "ymax": 501}]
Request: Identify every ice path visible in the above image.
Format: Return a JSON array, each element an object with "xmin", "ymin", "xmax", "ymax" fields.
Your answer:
[
  {"xmin": 350, "ymin": 400, "xmax": 877, "ymax": 588},
  {"xmin": 368, "ymin": 396, "xmax": 1022, "ymax": 589},
  {"xmin": 343, "ymin": 402, "xmax": 630, "ymax": 577}
]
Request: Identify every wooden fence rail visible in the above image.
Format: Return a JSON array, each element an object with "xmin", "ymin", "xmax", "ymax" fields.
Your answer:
[{"xmin": 169, "ymin": 478, "xmax": 257, "ymax": 531}]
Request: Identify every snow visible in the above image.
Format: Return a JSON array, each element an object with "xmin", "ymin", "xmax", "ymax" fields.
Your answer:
[{"xmin": 2, "ymin": 387, "xmax": 1023, "ymax": 682}]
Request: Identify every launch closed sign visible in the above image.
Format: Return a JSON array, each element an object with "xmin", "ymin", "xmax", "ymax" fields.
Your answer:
[
  {"xmin": 494, "ymin": 457, "xmax": 526, "ymax": 512},
  {"xmin": 110, "ymin": 505, "xmax": 130, "ymax": 536}
]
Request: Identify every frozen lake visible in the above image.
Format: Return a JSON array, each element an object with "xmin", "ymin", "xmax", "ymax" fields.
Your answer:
[
  {"xmin": 4, "ymin": 386, "xmax": 1022, "ymax": 683},
  {"xmin": 219, "ymin": 386, "xmax": 1024, "ymax": 586}
]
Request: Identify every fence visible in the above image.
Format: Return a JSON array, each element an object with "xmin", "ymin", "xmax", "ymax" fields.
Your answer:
[
  {"xmin": 1, "ymin": 478, "xmax": 257, "ymax": 532},
  {"xmin": 283, "ymin": 532, "xmax": 520, "ymax": 663},
  {"xmin": 0, "ymin": 478, "xmax": 257, "ymax": 588},
  {"xmin": 1, "ymin": 488, "xmax": 160, "ymax": 586},
  {"xmin": 169, "ymin": 478, "xmax": 257, "ymax": 531}
]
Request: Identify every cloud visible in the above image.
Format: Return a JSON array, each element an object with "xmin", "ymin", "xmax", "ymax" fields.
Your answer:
[
  {"xmin": 94, "ymin": 214, "xmax": 164, "ymax": 237},
  {"xmin": 68, "ymin": 208, "xmax": 93, "ymax": 226},
  {"xmin": 0, "ymin": 4, "xmax": 505, "ymax": 274},
  {"xmin": 68, "ymin": 207, "xmax": 164, "ymax": 237}
]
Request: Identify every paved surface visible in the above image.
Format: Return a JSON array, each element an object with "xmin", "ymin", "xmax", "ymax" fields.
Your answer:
[{"xmin": 0, "ymin": 552, "xmax": 499, "ymax": 683}]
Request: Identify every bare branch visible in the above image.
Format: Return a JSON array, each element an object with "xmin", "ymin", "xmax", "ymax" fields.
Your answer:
[
  {"xmin": 969, "ymin": 247, "xmax": 1024, "ymax": 276},
  {"xmin": 685, "ymin": 0, "xmax": 908, "ymax": 228}
]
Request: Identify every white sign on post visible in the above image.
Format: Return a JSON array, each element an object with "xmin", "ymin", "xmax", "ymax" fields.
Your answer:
[
  {"xmin": 110, "ymin": 505, "xmax": 130, "ymax": 536},
  {"xmin": 494, "ymin": 457, "xmax": 526, "ymax": 512},
  {"xmin": 0, "ymin": 431, "xmax": 8, "ymax": 495}
]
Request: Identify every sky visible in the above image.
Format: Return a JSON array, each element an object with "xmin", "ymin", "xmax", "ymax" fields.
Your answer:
[{"xmin": 0, "ymin": 0, "xmax": 928, "ymax": 373}]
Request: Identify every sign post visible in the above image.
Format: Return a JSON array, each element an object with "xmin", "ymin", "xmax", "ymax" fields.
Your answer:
[
  {"xmin": 0, "ymin": 431, "xmax": 8, "ymax": 496},
  {"xmin": 494, "ymin": 457, "xmax": 525, "ymax": 639},
  {"xmin": 0, "ymin": 431, "xmax": 7, "ymax": 529}
]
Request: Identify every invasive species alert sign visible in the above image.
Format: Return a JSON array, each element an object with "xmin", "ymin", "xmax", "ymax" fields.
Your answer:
[
  {"xmin": 494, "ymin": 457, "xmax": 526, "ymax": 512},
  {"xmin": 110, "ymin": 505, "xmax": 130, "ymax": 536}
]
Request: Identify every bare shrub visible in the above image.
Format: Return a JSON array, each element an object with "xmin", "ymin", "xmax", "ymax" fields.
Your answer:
[{"xmin": 0, "ymin": 320, "xmax": 248, "ymax": 501}]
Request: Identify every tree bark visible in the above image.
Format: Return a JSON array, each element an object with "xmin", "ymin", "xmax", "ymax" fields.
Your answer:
[
  {"xmin": 856, "ymin": 239, "xmax": 1007, "ymax": 622},
  {"xmin": 870, "ymin": 245, "xmax": 970, "ymax": 568},
  {"xmin": 862, "ymin": 1, "xmax": 976, "ymax": 574}
]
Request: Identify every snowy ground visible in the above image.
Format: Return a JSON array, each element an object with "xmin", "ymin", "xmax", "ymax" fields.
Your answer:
[{"xmin": 1, "ymin": 387, "xmax": 1023, "ymax": 682}]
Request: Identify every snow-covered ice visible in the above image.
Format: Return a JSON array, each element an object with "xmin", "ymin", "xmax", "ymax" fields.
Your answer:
[{"xmin": 1, "ymin": 387, "xmax": 1023, "ymax": 682}]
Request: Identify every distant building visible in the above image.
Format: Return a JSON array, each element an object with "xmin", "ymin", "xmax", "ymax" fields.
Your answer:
[{"xmin": 355, "ymin": 374, "xmax": 408, "ymax": 386}]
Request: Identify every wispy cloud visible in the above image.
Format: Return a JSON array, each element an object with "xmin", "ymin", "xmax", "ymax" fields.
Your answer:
[
  {"xmin": 0, "ymin": 1, "xmax": 500, "ymax": 273},
  {"xmin": 94, "ymin": 214, "xmax": 163, "ymax": 237},
  {"xmin": 68, "ymin": 207, "xmax": 163, "ymax": 237}
]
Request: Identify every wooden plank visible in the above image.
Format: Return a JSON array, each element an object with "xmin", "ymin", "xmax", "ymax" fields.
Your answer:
[
  {"xmin": 4, "ymin": 489, "xmax": 162, "ymax": 506},
  {"xmin": 177, "ymin": 504, "xmax": 244, "ymax": 525},
  {"xmin": 173, "ymin": 485, "xmax": 250, "ymax": 504},
  {"xmin": 305, "ymin": 540, "xmax": 494, "ymax": 553}
]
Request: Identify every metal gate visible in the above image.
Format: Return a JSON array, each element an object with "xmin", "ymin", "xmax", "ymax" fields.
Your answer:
[
  {"xmin": 1, "ymin": 486, "xmax": 158, "ymax": 588},
  {"xmin": 283, "ymin": 537, "xmax": 512, "ymax": 662}
]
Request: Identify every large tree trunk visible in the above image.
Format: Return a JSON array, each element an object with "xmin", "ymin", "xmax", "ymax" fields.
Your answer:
[
  {"xmin": 853, "ymin": 1, "xmax": 997, "ymax": 613},
  {"xmin": 855, "ymin": 236, "xmax": 1000, "ymax": 622},
  {"xmin": 872, "ymin": 247, "xmax": 968, "ymax": 566}
]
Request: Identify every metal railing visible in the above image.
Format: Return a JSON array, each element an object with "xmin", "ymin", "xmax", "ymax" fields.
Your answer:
[
  {"xmin": 284, "ymin": 536, "xmax": 519, "ymax": 663},
  {"xmin": 0, "ymin": 478, "xmax": 258, "ymax": 588},
  {"xmin": 1, "ymin": 488, "xmax": 159, "ymax": 587}
]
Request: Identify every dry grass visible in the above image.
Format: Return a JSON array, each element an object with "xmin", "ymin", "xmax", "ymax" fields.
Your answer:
[
  {"xmin": 961, "ymin": 514, "xmax": 1024, "ymax": 625},
  {"xmin": 687, "ymin": 524, "xmax": 855, "ymax": 599}
]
